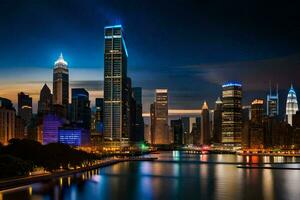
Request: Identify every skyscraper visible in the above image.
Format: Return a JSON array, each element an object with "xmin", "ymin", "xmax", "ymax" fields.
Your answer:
[
  {"xmin": 0, "ymin": 97, "xmax": 15, "ymax": 144},
  {"xmin": 212, "ymin": 97, "xmax": 222, "ymax": 143},
  {"xmin": 95, "ymin": 98, "xmax": 104, "ymax": 135},
  {"xmin": 103, "ymin": 25, "xmax": 129, "ymax": 142},
  {"xmin": 242, "ymin": 99, "xmax": 265, "ymax": 148},
  {"xmin": 201, "ymin": 101, "xmax": 210, "ymax": 145},
  {"xmin": 150, "ymin": 103, "xmax": 156, "ymax": 144},
  {"xmin": 38, "ymin": 84, "xmax": 52, "ymax": 117},
  {"xmin": 131, "ymin": 87, "xmax": 144, "ymax": 142},
  {"xmin": 152, "ymin": 89, "xmax": 169, "ymax": 145},
  {"xmin": 251, "ymin": 99, "xmax": 264, "ymax": 124},
  {"xmin": 18, "ymin": 92, "xmax": 32, "ymax": 124},
  {"xmin": 286, "ymin": 85, "xmax": 298, "ymax": 126},
  {"xmin": 267, "ymin": 84, "xmax": 279, "ymax": 117},
  {"xmin": 222, "ymin": 82, "xmax": 242, "ymax": 146},
  {"xmin": 171, "ymin": 119, "xmax": 183, "ymax": 145},
  {"xmin": 181, "ymin": 117, "xmax": 190, "ymax": 144},
  {"xmin": 53, "ymin": 53, "xmax": 69, "ymax": 118},
  {"xmin": 71, "ymin": 88, "xmax": 91, "ymax": 129}
]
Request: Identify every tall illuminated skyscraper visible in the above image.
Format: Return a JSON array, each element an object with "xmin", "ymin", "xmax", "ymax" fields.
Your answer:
[
  {"xmin": 267, "ymin": 84, "xmax": 279, "ymax": 117},
  {"xmin": 286, "ymin": 84, "xmax": 298, "ymax": 126},
  {"xmin": 53, "ymin": 53, "xmax": 69, "ymax": 118},
  {"xmin": 222, "ymin": 82, "xmax": 242, "ymax": 146},
  {"xmin": 103, "ymin": 25, "xmax": 129, "ymax": 142},
  {"xmin": 152, "ymin": 89, "xmax": 169, "ymax": 145},
  {"xmin": 201, "ymin": 101, "xmax": 210, "ymax": 145}
]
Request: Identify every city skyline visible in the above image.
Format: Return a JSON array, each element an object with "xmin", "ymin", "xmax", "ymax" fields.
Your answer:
[
  {"xmin": 1, "ymin": 1, "xmax": 300, "ymax": 113},
  {"xmin": 1, "ymin": 1, "xmax": 300, "ymax": 199}
]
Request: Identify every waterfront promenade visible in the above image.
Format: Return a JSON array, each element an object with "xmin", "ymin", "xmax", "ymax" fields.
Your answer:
[{"xmin": 0, "ymin": 157, "xmax": 157, "ymax": 191}]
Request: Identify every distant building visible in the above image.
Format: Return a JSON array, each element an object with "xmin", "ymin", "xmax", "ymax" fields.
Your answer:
[
  {"xmin": 201, "ymin": 101, "xmax": 210, "ymax": 145},
  {"xmin": 131, "ymin": 87, "xmax": 144, "ymax": 142},
  {"xmin": 95, "ymin": 98, "xmax": 104, "ymax": 135},
  {"xmin": 38, "ymin": 84, "xmax": 52, "ymax": 117},
  {"xmin": 212, "ymin": 97, "xmax": 222, "ymax": 143},
  {"xmin": 71, "ymin": 88, "xmax": 91, "ymax": 129},
  {"xmin": 292, "ymin": 111, "xmax": 300, "ymax": 148},
  {"xmin": 150, "ymin": 103, "xmax": 156, "ymax": 144},
  {"xmin": 222, "ymin": 82, "xmax": 242, "ymax": 146},
  {"xmin": 171, "ymin": 119, "xmax": 183, "ymax": 145},
  {"xmin": 58, "ymin": 126, "xmax": 90, "ymax": 147},
  {"xmin": 103, "ymin": 25, "xmax": 129, "ymax": 142},
  {"xmin": 152, "ymin": 89, "xmax": 169, "ymax": 145},
  {"xmin": 43, "ymin": 114, "xmax": 64, "ymax": 144},
  {"xmin": 144, "ymin": 124, "xmax": 151, "ymax": 144},
  {"xmin": 0, "ymin": 97, "xmax": 15, "ymax": 144},
  {"xmin": 251, "ymin": 99, "xmax": 264, "ymax": 124},
  {"xmin": 181, "ymin": 117, "xmax": 190, "ymax": 145},
  {"xmin": 18, "ymin": 92, "xmax": 32, "ymax": 124},
  {"xmin": 242, "ymin": 99, "xmax": 265, "ymax": 149},
  {"xmin": 286, "ymin": 85, "xmax": 298, "ymax": 126},
  {"xmin": 15, "ymin": 116, "xmax": 25, "ymax": 139},
  {"xmin": 242, "ymin": 106, "xmax": 251, "ymax": 122},
  {"xmin": 53, "ymin": 53, "xmax": 69, "ymax": 118},
  {"xmin": 267, "ymin": 84, "xmax": 279, "ymax": 117}
]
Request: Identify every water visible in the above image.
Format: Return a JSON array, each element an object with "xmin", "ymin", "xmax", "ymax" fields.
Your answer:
[{"xmin": 1, "ymin": 151, "xmax": 300, "ymax": 200}]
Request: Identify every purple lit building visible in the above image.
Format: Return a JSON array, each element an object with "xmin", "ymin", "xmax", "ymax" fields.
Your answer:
[
  {"xmin": 43, "ymin": 114, "xmax": 64, "ymax": 144},
  {"xmin": 58, "ymin": 127, "xmax": 90, "ymax": 147}
]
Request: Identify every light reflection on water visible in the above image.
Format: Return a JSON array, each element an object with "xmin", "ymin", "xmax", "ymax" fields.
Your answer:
[{"xmin": 1, "ymin": 152, "xmax": 300, "ymax": 200}]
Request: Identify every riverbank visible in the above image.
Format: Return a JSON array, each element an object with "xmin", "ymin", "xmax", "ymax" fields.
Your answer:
[
  {"xmin": 237, "ymin": 165, "xmax": 300, "ymax": 170},
  {"xmin": 0, "ymin": 157, "xmax": 157, "ymax": 191}
]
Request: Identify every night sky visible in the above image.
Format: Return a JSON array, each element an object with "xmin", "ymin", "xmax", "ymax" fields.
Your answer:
[{"xmin": 0, "ymin": 0, "xmax": 300, "ymax": 114}]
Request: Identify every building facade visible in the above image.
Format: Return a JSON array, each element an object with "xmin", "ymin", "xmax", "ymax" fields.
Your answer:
[
  {"xmin": 131, "ymin": 87, "xmax": 144, "ymax": 142},
  {"xmin": 38, "ymin": 84, "xmax": 52, "ymax": 117},
  {"xmin": 103, "ymin": 25, "xmax": 129, "ymax": 142},
  {"xmin": 201, "ymin": 101, "xmax": 210, "ymax": 145},
  {"xmin": 267, "ymin": 84, "xmax": 279, "ymax": 117},
  {"xmin": 213, "ymin": 97, "xmax": 222, "ymax": 143},
  {"xmin": 222, "ymin": 82, "xmax": 242, "ymax": 146},
  {"xmin": 43, "ymin": 114, "xmax": 64, "ymax": 144},
  {"xmin": 152, "ymin": 89, "xmax": 169, "ymax": 145},
  {"xmin": 18, "ymin": 92, "xmax": 32, "ymax": 124},
  {"xmin": 286, "ymin": 85, "xmax": 298, "ymax": 126},
  {"xmin": 171, "ymin": 119, "xmax": 183, "ymax": 145},
  {"xmin": 53, "ymin": 53, "xmax": 69, "ymax": 118},
  {"xmin": 58, "ymin": 127, "xmax": 90, "ymax": 147},
  {"xmin": 0, "ymin": 97, "xmax": 15, "ymax": 144},
  {"xmin": 95, "ymin": 98, "xmax": 104, "ymax": 135},
  {"xmin": 71, "ymin": 88, "xmax": 91, "ymax": 129}
]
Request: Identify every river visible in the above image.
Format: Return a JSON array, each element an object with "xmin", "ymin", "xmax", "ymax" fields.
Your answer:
[{"xmin": 1, "ymin": 151, "xmax": 300, "ymax": 200}]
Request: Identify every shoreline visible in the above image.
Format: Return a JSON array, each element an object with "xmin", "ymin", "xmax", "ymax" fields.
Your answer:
[{"xmin": 0, "ymin": 157, "xmax": 157, "ymax": 191}]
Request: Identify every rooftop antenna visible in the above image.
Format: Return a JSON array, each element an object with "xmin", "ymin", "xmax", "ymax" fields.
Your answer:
[{"xmin": 276, "ymin": 83, "xmax": 279, "ymax": 97}]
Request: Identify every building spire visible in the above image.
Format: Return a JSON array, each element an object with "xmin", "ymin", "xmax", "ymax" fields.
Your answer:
[
  {"xmin": 202, "ymin": 101, "xmax": 208, "ymax": 110},
  {"xmin": 54, "ymin": 52, "xmax": 68, "ymax": 66}
]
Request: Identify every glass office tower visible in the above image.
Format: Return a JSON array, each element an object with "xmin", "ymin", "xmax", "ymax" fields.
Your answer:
[
  {"xmin": 103, "ymin": 25, "xmax": 128, "ymax": 141},
  {"xmin": 222, "ymin": 82, "xmax": 242, "ymax": 146}
]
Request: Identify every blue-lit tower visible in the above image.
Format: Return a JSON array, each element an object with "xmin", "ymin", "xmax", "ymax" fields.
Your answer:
[
  {"xmin": 103, "ymin": 25, "xmax": 129, "ymax": 142},
  {"xmin": 221, "ymin": 82, "xmax": 242, "ymax": 146},
  {"xmin": 267, "ymin": 84, "xmax": 279, "ymax": 117},
  {"xmin": 286, "ymin": 84, "xmax": 298, "ymax": 126}
]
